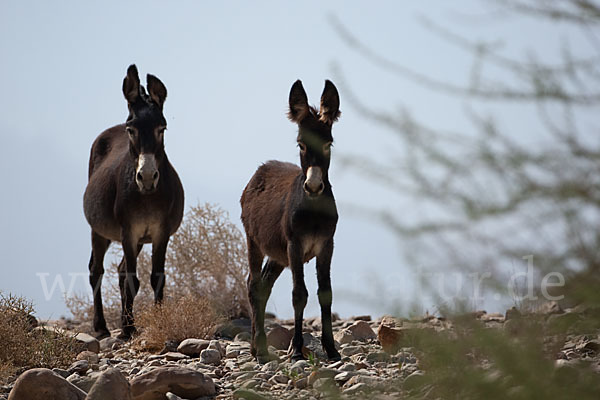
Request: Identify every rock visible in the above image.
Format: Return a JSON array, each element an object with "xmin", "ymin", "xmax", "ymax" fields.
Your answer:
[
  {"xmin": 234, "ymin": 332, "xmax": 252, "ymax": 343},
  {"xmin": 165, "ymin": 393, "xmax": 184, "ymax": 400},
  {"xmin": 266, "ymin": 326, "xmax": 292, "ymax": 350},
  {"xmin": 99, "ymin": 337, "xmax": 123, "ymax": 351},
  {"xmin": 208, "ymin": 340, "xmax": 225, "ymax": 357},
  {"xmin": 51, "ymin": 368, "xmax": 70, "ymax": 378},
  {"xmin": 347, "ymin": 320, "xmax": 377, "ymax": 341},
  {"xmin": 66, "ymin": 373, "xmax": 97, "ymax": 393},
  {"xmin": 367, "ymin": 351, "xmax": 390, "ymax": 363},
  {"xmin": 67, "ymin": 360, "xmax": 89, "ymax": 375},
  {"xmin": 177, "ymin": 339, "xmax": 210, "ymax": 356},
  {"xmin": 312, "ymin": 377, "xmax": 339, "ymax": 394},
  {"xmin": 353, "ymin": 315, "xmax": 372, "ymax": 321},
  {"xmin": 378, "ymin": 324, "xmax": 403, "ymax": 354},
  {"xmin": 130, "ymin": 366, "xmax": 215, "ymax": 400},
  {"xmin": 334, "ymin": 329, "xmax": 354, "ymax": 345},
  {"xmin": 76, "ymin": 351, "xmax": 99, "ymax": 364},
  {"xmin": 86, "ymin": 368, "xmax": 132, "ymax": 400},
  {"xmin": 294, "ymin": 377, "xmax": 308, "ymax": 389},
  {"xmin": 334, "ymin": 371, "xmax": 357, "ymax": 384},
  {"xmin": 260, "ymin": 360, "xmax": 279, "ymax": 372},
  {"xmin": 8, "ymin": 368, "xmax": 87, "ymax": 400},
  {"xmin": 340, "ymin": 346, "xmax": 361, "ymax": 357},
  {"xmin": 233, "ymin": 388, "xmax": 269, "ymax": 400},
  {"xmin": 164, "ymin": 352, "xmax": 189, "ymax": 362},
  {"xmin": 75, "ymin": 332, "xmax": 100, "ymax": 353},
  {"xmin": 215, "ymin": 318, "xmax": 251, "ymax": 339},
  {"xmin": 307, "ymin": 368, "xmax": 338, "ymax": 386},
  {"xmin": 200, "ymin": 348, "xmax": 221, "ymax": 365},
  {"xmin": 343, "ymin": 382, "xmax": 367, "ymax": 395}
]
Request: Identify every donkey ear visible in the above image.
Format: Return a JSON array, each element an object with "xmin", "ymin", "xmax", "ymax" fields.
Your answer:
[
  {"xmin": 122, "ymin": 64, "xmax": 140, "ymax": 104},
  {"xmin": 319, "ymin": 80, "xmax": 340, "ymax": 125},
  {"xmin": 288, "ymin": 80, "xmax": 309, "ymax": 123},
  {"xmin": 147, "ymin": 74, "xmax": 167, "ymax": 110}
]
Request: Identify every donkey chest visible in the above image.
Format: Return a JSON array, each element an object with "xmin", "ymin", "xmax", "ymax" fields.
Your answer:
[
  {"xmin": 301, "ymin": 235, "xmax": 328, "ymax": 262},
  {"xmin": 128, "ymin": 209, "xmax": 166, "ymax": 244}
]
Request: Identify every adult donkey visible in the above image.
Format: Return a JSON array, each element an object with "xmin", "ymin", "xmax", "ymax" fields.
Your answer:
[
  {"xmin": 241, "ymin": 80, "xmax": 341, "ymax": 363},
  {"xmin": 84, "ymin": 65, "xmax": 184, "ymax": 340}
]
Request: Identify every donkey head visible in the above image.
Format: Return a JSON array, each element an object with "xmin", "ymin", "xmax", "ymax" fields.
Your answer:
[
  {"xmin": 288, "ymin": 80, "xmax": 340, "ymax": 197},
  {"xmin": 122, "ymin": 64, "xmax": 168, "ymax": 194}
]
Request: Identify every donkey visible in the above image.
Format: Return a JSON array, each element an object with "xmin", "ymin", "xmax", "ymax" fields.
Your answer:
[
  {"xmin": 83, "ymin": 65, "xmax": 184, "ymax": 340},
  {"xmin": 241, "ymin": 80, "xmax": 341, "ymax": 362}
]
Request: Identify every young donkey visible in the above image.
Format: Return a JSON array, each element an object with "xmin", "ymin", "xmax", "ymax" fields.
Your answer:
[
  {"xmin": 241, "ymin": 80, "xmax": 341, "ymax": 362},
  {"xmin": 83, "ymin": 65, "xmax": 184, "ymax": 339}
]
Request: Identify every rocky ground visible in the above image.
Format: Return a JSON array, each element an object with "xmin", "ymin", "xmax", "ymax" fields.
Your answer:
[{"xmin": 2, "ymin": 303, "xmax": 600, "ymax": 399}]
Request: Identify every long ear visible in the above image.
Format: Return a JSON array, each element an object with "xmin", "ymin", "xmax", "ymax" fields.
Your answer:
[
  {"xmin": 288, "ymin": 80, "xmax": 309, "ymax": 122},
  {"xmin": 122, "ymin": 64, "xmax": 140, "ymax": 104},
  {"xmin": 147, "ymin": 74, "xmax": 167, "ymax": 110},
  {"xmin": 319, "ymin": 80, "xmax": 340, "ymax": 125}
]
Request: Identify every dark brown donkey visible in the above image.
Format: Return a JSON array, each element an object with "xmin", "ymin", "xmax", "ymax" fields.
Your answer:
[
  {"xmin": 83, "ymin": 65, "xmax": 184, "ymax": 340},
  {"xmin": 241, "ymin": 80, "xmax": 341, "ymax": 363}
]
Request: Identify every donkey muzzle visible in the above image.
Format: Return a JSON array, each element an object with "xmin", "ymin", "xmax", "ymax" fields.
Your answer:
[
  {"xmin": 304, "ymin": 166, "xmax": 324, "ymax": 196},
  {"xmin": 136, "ymin": 153, "xmax": 159, "ymax": 193}
]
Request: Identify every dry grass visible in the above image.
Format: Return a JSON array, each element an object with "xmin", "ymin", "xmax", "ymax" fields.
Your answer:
[
  {"xmin": 134, "ymin": 294, "xmax": 224, "ymax": 351},
  {"xmin": 66, "ymin": 202, "xmax": 249, "ymax": 330},
  {"xmin": 0, "ymin": 292, "xmax": 78, "ymax": 383}
]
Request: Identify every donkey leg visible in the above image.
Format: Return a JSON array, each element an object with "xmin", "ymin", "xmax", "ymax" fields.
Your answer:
[
  {"xmin": 151, "ymin": 235, "xmax": 169, "ymax": 304},
  {"xmin": 289, "ymin": 241, "xmax": 308, "ymax": 361},
  {"xmin": 117, "ymin": 239, "xmax": 142, "ymax": 340},
  {"xmin": 251, "ymin": 259, "xmax": 285, "ymax": 363},
  {"xmin": 89, "ymin": 231, "xmax": 110, "ymax": 339},
  {"xmin": 317, "ymin": 239, "xmax": 341, "ymax": 361},
  {"xmin": 246, "ymin": 238, "xmax": 265, "ymax": 360}
]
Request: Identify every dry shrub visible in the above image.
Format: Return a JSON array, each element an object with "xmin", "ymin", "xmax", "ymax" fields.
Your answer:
[
  {"xmin": 66, "ymin": 203, "xmax": 250, "ymax": 330},
  {"xmin": 0, "ymin": 292, "xmax": 78, "ymax": 383},
  {"xmin": 135, "ymin": 294, "xmax": 223, "ymax": 351}
]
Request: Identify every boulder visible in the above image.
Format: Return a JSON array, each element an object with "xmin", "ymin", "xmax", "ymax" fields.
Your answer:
[
  {"xmin": 75, "ymin": 332, "xmax": 100, "ymax": 353},
  {"xmin": 130, "ymin": 366, "xmax": 215, "ymax": 400},
  {"xmin": 266, "ymin": 326, "xmax": 292, "ymax": 350},
  {"xmin": 346, "ymin": 320, "xmax": 377, "ymax": 341},
  {"xmin": 8, "ymin": 368, "xmax": 87, "ymax": 400},
  {"xmin": 200, "ymin": 348, "xmax": 221, "ymax": 365},
  {"xmin": 86, "ymin": 368, "xmax": 132, "ymax": 400},
  {"xmin": 176, "ymin": 338, "xmax": 210, "ymax": 356}
]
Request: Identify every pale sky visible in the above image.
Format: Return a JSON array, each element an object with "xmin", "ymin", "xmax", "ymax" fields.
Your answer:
[{"xmin": 1, "ymin": 1, "xmax": 593, "ymax": 320}]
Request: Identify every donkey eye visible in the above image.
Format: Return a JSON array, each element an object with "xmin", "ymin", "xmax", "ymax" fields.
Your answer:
[
  {"xmin": 125, "ymin": 127, "xmax": 135, "ymax": 136},
  {"xmin": 298, "ymin": 142, "xmax": 307, "ymax": 152},
  {"xmin": 323, "ymin": 142, "xmax": 332, "ymax": 153}
]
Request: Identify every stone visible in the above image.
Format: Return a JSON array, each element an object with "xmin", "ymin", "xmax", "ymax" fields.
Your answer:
[
  {"xmin": 260, "ymin": 360, "xmax": 279, "ymax": 372},
  {"xmin": 86, "ymin": 368, "xmax": 132, "ymax": 400},
  {"xmin": 312, "ymin": 377, "xmax": 339, "ymax": 394},
  {"xmin": 505, "ymin": 306, "xmax": 521, "ymax": 321},
  {"xmin": 165, "ymin": 393, "xmax": 184, "ymax": 400},
  {"xmin": 76, "ymin": 350, "xmax": 99, "ymax": 364},
  {"xmin": 266, "ymin": 326, "xmax": 292, "ymax": 350},
  {"xmin": 367, "ymin": 351, "xmax": 390, "ymax": 363},
  {"xmin": 232, "ymin": 388, "xmax": 269, "ymax": 400},
  {"xmin": 66, "ymin": 373, "xmax": 97, "ymax": 393},
  {"xmin": 67, "ymin": 360, "xmax": 90, "ymax": 375},
  {"xmin": 294, "ymin": 377, "xmax": 308, "ymax": 389},
  {"xmin": 215, "ymin": 318, "xmax": 251, "ymax": 339},
  {"xmin": 200, "ymin": 348, "xmax": 221, "ymax": 365},
  {"xmin": 307, "ymin": 368, "xmax": 338, "ymax": 386},
  {"xmin": 52, "ymin": 368, "xmax": 70, "ymax": 378},
  {"xmin": 378, "ymin": 324, "xmax": 403, "ymax": 354},
  {"xmin": 347, "ymin": 320, "xmax": 377, "ymax": 341},
  {"xmin": 7, "ymin": 368, "xmax": 87, "ymax": 400},
  {"xmin": 343, "ymin": 382, "xmax": 367, "ymax": 395},
  {"xmin": 130, "ymin": 366, "xmax": 215, "ymax": 400},
  {"xmin": 340, "ymin": 346, "xmax": 361, "ymax": 357},
  {"xmin": 99, "ymin": 337, "xmax": 124, "ymax": 351},
  {"xmin": 234, "ymin": 332, "xmax": 252, "ymax": 343},
  {"xmin": 75, "ymin": 332, "xmax": 100, "ymax": 353},
  {"xmin": 163, "ymin": 352, "xmax": 189, "ymax": 362},
  {"xmin": 177, "ymin": 339, "xmax": 210, "ymax": 356},
  {"xmin": 208, "ymin": 340, "xmax": 225, "ymax": 357},
  {"xmin": 334, "ymin": 329, "xmax": 354, "ymax": 345}
]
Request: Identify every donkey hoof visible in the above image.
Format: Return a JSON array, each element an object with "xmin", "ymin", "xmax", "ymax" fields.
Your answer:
[
  {"xmin": 93, "ymin": 330, "xmax": 111, "ymax": 340},
  {"xmin": 116, "ymin": 328, "xmax": 136, "ymax": 341},
  {"xmin": 290, "ymin": 352, "xmax": 305, "ymax": 362},
  {"xmin": 327, "ymin": 351, "xmax": 341, "ymax": 362}
]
